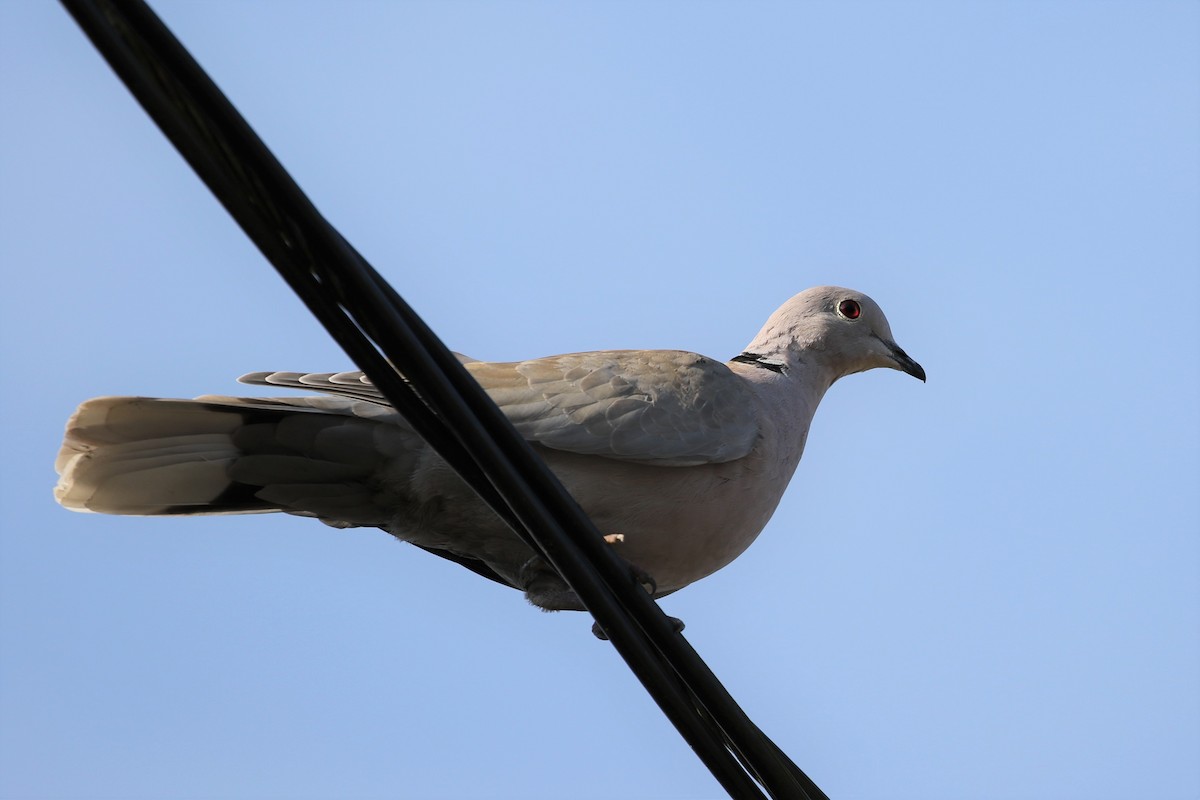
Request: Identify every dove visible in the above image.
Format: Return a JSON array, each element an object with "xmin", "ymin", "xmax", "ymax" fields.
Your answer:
[{"xmin": 54, "ymin": 286, "xmax": 924, "ymax": 612}]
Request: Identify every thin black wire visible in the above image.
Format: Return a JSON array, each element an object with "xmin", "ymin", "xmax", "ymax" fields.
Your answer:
[{"xmin": 58, "ymin": 2, "xmax": 828, "ymax": 798}]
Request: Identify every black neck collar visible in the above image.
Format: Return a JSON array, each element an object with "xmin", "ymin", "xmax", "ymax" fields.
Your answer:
[{"xmin": 730, "ymin": 352, "xmax": 786, "ymax": 374}]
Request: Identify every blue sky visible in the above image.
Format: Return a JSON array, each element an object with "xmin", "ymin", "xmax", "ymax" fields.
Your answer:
[{"xmin": 2, "ymin": 2, "xmax": 1197, "ymax": 798}]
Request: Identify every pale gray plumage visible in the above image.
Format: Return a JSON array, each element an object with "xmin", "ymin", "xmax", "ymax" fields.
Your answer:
[{"xmin": 54, "ymin": 286, "xmax": 924, "ymax": 611}]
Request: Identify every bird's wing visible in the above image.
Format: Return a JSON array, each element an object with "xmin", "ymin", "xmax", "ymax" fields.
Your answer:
[
  {"xmin": 239, "ymin": 350, "xmax": 760, "ymax": 466},
  {"xmin": 239, "ymin": 352, "xmax": 479, "ymax": 407}
]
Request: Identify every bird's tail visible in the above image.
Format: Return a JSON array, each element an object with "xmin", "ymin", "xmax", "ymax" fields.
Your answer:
[{"xmin": 54, "ymin": 395, "xmax": 412, "ymax": 524}]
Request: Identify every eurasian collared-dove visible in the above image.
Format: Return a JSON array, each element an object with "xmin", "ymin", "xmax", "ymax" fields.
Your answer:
[{"xmin": 54, "ymin": 286, "xmax": 924, "ymax": 612}]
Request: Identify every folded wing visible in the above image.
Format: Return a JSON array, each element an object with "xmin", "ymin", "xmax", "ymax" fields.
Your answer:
[{"xmin": 240, "ymin": 350, "xmax": 760, "ymax": 467}]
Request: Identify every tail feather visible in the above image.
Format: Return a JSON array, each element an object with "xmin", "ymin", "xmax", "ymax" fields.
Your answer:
[{"xmin": 55, "ymin": 396, "xmax": 413, "ymax": 522}]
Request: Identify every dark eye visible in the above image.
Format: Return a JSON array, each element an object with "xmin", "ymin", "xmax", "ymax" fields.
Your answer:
[{"xmin": 837, "ymin": 299, "xmax": 862, "ymax": 320}]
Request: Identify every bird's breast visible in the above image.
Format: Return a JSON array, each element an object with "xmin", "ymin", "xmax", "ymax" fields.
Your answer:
[{"xmin": 543, "ymin": 441, "xmax": 795, "ymax": 593}]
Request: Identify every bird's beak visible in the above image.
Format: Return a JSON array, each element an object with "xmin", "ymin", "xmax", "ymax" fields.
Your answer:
[{"xmin": 887, "ymin": 342, "xmax": 926, "ymax": 382}]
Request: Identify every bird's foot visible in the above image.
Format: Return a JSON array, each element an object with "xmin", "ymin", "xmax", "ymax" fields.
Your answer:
[
  {"xmin": 518, "ymin": 532, "xmax": 662, "ymax": 612},
  {"xmin": 591, "ymin": 615, "xmax": 685, "ymax": 641},
  {"xmin": 589, "ymin": 532, "xmax": 685, "ymax": 640},
  {"xmin": 601, "ymin": 533, "xmax": 658, "ymax": 595}
]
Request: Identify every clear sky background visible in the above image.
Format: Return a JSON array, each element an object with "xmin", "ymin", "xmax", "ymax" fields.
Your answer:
[{"xmin": 2, "ymin": 2, "xmax": 1197, "ymax": 799}]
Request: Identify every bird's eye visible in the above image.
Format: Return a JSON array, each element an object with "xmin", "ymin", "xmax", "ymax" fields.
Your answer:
[{"xmin": 837, "ymin": 299, "xmax": 862, "ymax": 320}]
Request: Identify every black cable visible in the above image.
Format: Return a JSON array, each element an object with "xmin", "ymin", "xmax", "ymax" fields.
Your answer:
[{"xmin": 58, "ymin": 2, "xmax": 828, "ymax": 797}]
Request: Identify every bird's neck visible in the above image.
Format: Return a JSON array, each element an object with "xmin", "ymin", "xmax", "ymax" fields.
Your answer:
[{"xmin": 731, "ymin": 356, "xmax": 835, "ymax": 468}]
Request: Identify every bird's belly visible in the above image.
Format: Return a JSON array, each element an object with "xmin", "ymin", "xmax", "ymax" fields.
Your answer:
[
  {"xmin": 547, "ymin": 451, "xmax": 784, "ymax": 593},
  {"xmin": 391, "ymin": 446, "xmax": 788, "ymax": 596}
]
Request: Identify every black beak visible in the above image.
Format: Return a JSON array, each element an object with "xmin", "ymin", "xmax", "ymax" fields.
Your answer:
[{"xmin": 888, "ymin": 343, "xmax": 926, "ymax": 382}]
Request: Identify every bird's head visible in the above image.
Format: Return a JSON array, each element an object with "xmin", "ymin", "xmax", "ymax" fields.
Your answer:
[{"xmin": 743, "ymin": 286, "xmax": 926, "ymax": 383}]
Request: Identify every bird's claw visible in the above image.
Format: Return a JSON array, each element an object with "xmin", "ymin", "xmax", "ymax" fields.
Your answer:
[
  {"xmin": 518, "ymin": 533, "xmax": 663, "ymax": 615},
  {"xmin": 601, "ymin": 533, "xmax": 657, "ymax": 595},
  {"xmin": 592, "ymin": 615, "xmax": 685, "ymax": 641}
]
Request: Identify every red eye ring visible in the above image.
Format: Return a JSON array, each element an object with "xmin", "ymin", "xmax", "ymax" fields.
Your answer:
[{"xmin": 837, "ymin": 299, "xmax": 862, "ymax": 320}]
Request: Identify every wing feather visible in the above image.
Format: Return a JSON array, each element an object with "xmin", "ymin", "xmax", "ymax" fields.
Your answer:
[{"xmin": 238, "ymin": 349, "xmax": 760, "ymax": 466}]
